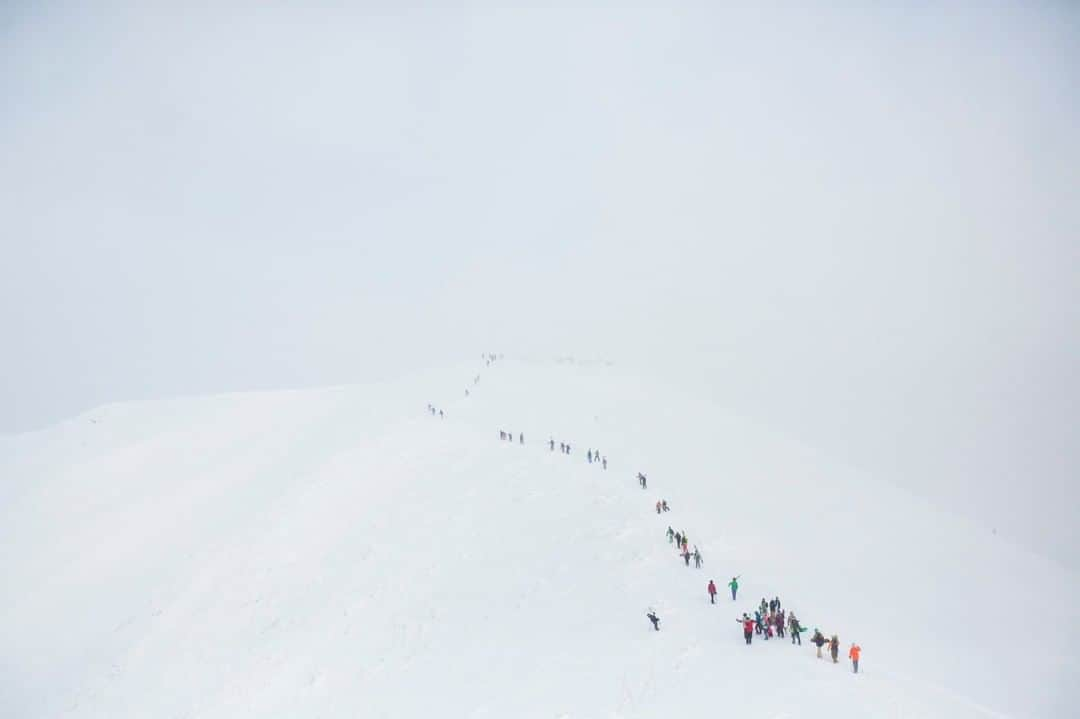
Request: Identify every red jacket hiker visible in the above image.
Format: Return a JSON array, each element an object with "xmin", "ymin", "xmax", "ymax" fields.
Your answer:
[{"xmin": 708, "ymin": 581, "xmax": 717, "ymax": 595}]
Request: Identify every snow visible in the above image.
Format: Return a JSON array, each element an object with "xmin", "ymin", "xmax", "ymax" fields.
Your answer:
[{"xmin": 1, "ymin": 359, "xmax": 1076, "ymax": 717}]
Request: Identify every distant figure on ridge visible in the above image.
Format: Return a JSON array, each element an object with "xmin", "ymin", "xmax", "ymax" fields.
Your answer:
[
  {"xmin": 812, "ymin": 629, "xmax": 827, "ymax": 658},
  {"xmin": 739, "ymin": 614, "xmax": 754, "ymax": 644}
]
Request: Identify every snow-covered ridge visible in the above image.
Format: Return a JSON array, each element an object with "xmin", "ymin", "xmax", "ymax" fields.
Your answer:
[{"xmin": 1, "ymin": 359, "xmax": 1075, "ymax": 717}]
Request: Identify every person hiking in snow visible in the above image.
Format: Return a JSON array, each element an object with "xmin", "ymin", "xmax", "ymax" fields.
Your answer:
[
  {"xmin": 707, "ymin": 580, "xmax": 717, "ymax": 604},
  {"xmin": 646, "ymin": 611, "xmax": 660, "ymax": 631},
  {"xmin": 549, "ymin": 438, "xmax": 555, "ymax": 451},
  {"xmin": 774, "ymin": 596, "xmax": 781, "ymax": 612},
  {"xmin": 849, "ymin": 643, "xmax": 861, "ymax": 673},
  {"xmin": 637, "ymin": 472, "xmax": 647, "ymax": 489},
  {"xmin": 675, "ymin": 531, "xmax": 682, "ymax": 547},
  {"xmin": 830, "ymin": 635, "xmax": 840, "ymax": 663},
  {"xmin": 739, "ymin": 614, "xmax": 755, "ymax": 645},
  {"xmin": 661, "ymin": 499, "xmax": 669, "ymax": 512},
  {"xmin": 769, "ymin": 598, "xmax": 776, "ymax": 613},
  {"xmin": 519, "ymin": 432, "xmax": 524, "ymax": 444},
  {"xmin": 587, "ymin": 449, "xmax": 593, "ymax": 463},
  {"xmin": 439, "ymin": 409, "xmax": 444, "ymax": 418},
  {"xmin": 729, "ymin": 576, "xmax": 739, "ymax": 601},
  {"xmin": 667, "ymin": 526, "xmax": 675, "ymax": 544},
  {"xmin": 753, "ymin": 610, "xmax": 763, "ymax": 635},
  {"xmin": 602, "ymin": 457, "xmax": 608, "ymax": 470},
  {"xmin": 500, "ymin": 431, "xmax": 506, "ymax": 440},
  {"xmin": 789, "ymin": 613, "xmax": 803, "ymax": 645},
  {"xmin": 693, "ymin": 547, "xmax": 702, "ymax": 568},
  {"xmin": 681, "ymin": 538, "xmax": 688, "ymax": 554},
  {"xmin": 811, "ymin": 629, "xmax": 827, "ymax": 658},
  {"xmin": 682, "ymin": 549, "xmax": 691, "ymax": 566},
  {"xmin": 566, "ymin": 443, "xmax": 571, "ymax": 454},
  {"xmin": 656, "ymin": 500, "xmax": 662, "ymax": 514},
  {"xmin": 775, "ymin": 611, "xmax": 785, "ymax": 639},
  {"xmin": 759, "ymin": 598, "xmax": 768, "ymax": 618}
]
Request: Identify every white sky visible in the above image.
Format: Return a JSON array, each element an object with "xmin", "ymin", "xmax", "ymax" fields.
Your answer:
[{"xmin": 2, "ymin": 3, "xmax": 1077, "ymax": 567}]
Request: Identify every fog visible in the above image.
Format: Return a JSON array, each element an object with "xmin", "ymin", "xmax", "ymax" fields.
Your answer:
[{"xmin": 2, "ymin": 3, "xmax": 1077, "ymax": 569}]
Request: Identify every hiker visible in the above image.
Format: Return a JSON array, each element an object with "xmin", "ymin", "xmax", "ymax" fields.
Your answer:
[
  {"xmin": 789, "ymin": 613, "xmax": 803, "ymax": 645},
  {"xmin": 439, "ymin": 410, "xmax": 444, "ymax": 418},
  {"xmin": 811, "ymin": 629, "xmax": 827, "ymax": 658},
  {"xmin": 661, "ymin": 500, "xmax": 669, "ymax": 512},
  {"xmin": 646, "ymin": 611, "xmax": 660, "ymax": 631},
  {"xmin": 560, "ymin": 442, "xmax": 566, "ymax": 453},
  {"xmin": 849, "ymin": 643, "xmax": 861, "ymax": 673},
  {"xmin": 566, "ymin": 444, "xmax": 571, "ymax": 454},
  {"xmin": 729, "ymin": 576, "xmax": 739, "ymax": 601},
  {"xmin": 682, "ymin": 549, "xmax": 691, "ymax": 566},
  {"xmin": 693, "ymin": 547, "xmax": 702, "ymax": 568},
  {"xmin": 754, "ymin": 610, "xmax": 763, "ymax": 635},
  {"xmin": 602, "ymin": 457, "xmax": 607, "ymax": 470},
  {"xmin": 830, "ymin": 635, "xmax": 840, "ymax": 663},
  {"xmin": 775, "ymin": 611, "xmax": 785, "ymax": 639},
  {"xmin": 519, "ymin": 432, "xmax": 524, "ymax": 444},
  {"xmin": 549, "ymin": 438, "xmax": 555, "ymax": 451},
  {"xmin": 656, "ymin": 500, "xmax": 662, "ymax": 514},
  {"xmin": 774, "ymin": 596, "xmax": 781, "ymax": 612},
  {"xmin": 587, "ymin": 449, "xmax": 593, "ymax": 463},
  {"xmin": 500, "ymin": 431, "xmax": 506, "ymax": 440},
  {"xmin": 769, "ymin": 599, "xmax": 776, "ymax": 613},
  {"xmin": 675, "ymin": 532, "xmax": 682, "ymax": 547},
  {"xmin": 707, "ymin": 580, "xmax": 717, "ymax": 604},
  {"xmin": 681, "ymin": 538, "xmax": 688, "ymax": 554},
  {"xmin": 666, "ymin": 526, "xmax": 674, "ymax": 544},
  {"xmin": 739, "ymin": 614, "xmax": 754, "ymax": 644}
]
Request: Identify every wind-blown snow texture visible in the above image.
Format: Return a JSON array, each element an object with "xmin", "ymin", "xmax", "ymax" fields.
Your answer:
[{"xmin": 2, "ymin": 359, "xmax": 1076, "ymax": 717}]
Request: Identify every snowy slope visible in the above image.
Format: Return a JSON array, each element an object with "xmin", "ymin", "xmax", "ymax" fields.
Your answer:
[{"xmin": 1, "ymin": 359, "xmax": 1076, "ymax": 718}]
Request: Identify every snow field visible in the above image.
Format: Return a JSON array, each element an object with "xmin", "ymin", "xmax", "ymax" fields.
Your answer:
[{"xmin": 1, "ymin": 359, "xmax": 1075, "ymax": 717}]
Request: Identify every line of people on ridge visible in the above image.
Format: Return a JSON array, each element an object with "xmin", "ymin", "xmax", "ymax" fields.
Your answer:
[
  {"xmin": 660, "ymin": 519, "xmax": 863, "ymax": 673},
  {"xmin": 426, "ymin": 404, "xmax": 444, "ymax": 419},
  {"xmin": 586, "ymin": 449, "xmax": 607, "ymax": 469},
  {"xmin": 462, "ymin": 352, "xmax": 865, "ymax": 675},
  {"xmin": 665, "ymin": 526, "xmax": 703, "ymax": 568}
]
